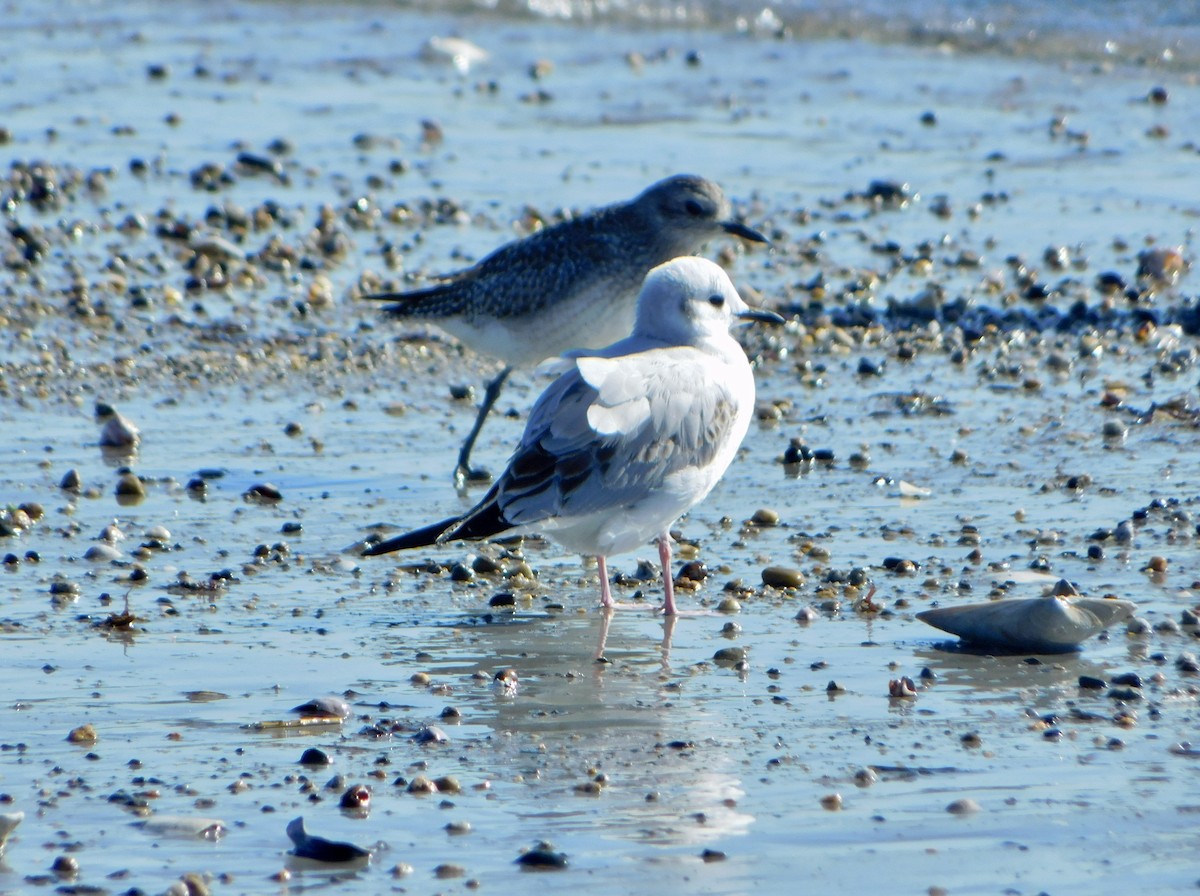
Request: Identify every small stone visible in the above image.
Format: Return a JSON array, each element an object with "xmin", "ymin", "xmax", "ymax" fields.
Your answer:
[
  {"xmin": 243, "ymin": 483, "xmax": 282, "ymax": 503},
  {"xmin": 1126, "ymin": 617, "xmax": 1151, "ymax": 636},
  {"xmin": 819, "ymin": 793, "xmax": 842, "ymax": 811},
  {"xmin": 339, "ymin": 784, "xmax": 370, "ymax": 811},
  {"xmin": 51, "ymin": 855, "xmax": 79, "ymax": 876},
  {"xmin": 515, "ymin": 842, "xmax": 568, "ymax": 869},
  {"xmin": 432, "ymin": 775, "xmax": 461, "ymax": 794},
  {"xmin": 298, "ymin": 747, "xmax": 332, "ymax": 766},
  {"xmin": 712, "ymin": 646, "xmax": 747, "ymax": 665},
  {"xmin": 115, "ymin": 472, "xmax": 146, "ymax": 498},
  {"xmin": 946, "ymin": 798, "xmax": 981, "ymax": 815},
  {"xmin": 406, "ymin": 776, "xmax": 437, "ymax": 794},
  {"xmin": 750, "ymin": 508, "xmax": 779, "ymax": 527},
  {"xmin": 412, "ymin": 725, "xmax": 448, "ymax": 745},
  {"xmin": 762, "ymin": 566, "xmax": 805, "ymax": 589},
  {"xmin": 84, "ymin": 543, "xmax": 123, "ymax": 562},
  {"xmin": 67, "ymin": 723, "xmax": 98, "ymax": 744}
]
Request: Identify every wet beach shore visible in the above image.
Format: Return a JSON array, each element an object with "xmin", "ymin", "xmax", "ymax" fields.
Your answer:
[{"xmin": 1, "ymin": 1, "xmax": 1199, "ymax": 893}]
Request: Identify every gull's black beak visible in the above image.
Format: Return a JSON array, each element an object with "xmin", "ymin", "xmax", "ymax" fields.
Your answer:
[
  {"xmin": 721, "ymin": 220, "xmax": 769, "ymax": 244},
  {"xmin": 737, "ymin": 307, "xmax": 785, "ymax": 325}
]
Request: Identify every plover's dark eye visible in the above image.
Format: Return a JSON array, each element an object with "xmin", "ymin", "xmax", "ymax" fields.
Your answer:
[
  {"xmin": 708, "ymin": 294, "xmax": 725, "ymax": 308},
  {"xmin": 685, "ymin": 199, "xmax": 705, "ymax": 217}
]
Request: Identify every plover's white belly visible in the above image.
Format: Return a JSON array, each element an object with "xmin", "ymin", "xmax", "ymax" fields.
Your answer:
[{"xmin": 439, "ymin": 283, "xmax": 639, "ymax": 369}]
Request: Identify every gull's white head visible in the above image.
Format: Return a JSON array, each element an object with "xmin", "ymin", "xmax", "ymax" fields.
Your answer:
[{"xmin": 633, "ymin": 256, "xmax": 779, "ymax": 346}]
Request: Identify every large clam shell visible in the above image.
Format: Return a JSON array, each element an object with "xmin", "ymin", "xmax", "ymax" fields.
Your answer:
[
  {"xmin": 285, "ymin": 816, "xmax": 370, "ymax": 866},
  {"xmin": 0, "ymin": 810, "xmax": 24, "ymax": 852},
  {"xmin": 917, "ymin": 595, "xmax": 1136, "ymax": 653}
]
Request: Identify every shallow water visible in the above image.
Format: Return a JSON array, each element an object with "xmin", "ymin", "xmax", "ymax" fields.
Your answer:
[{"xmin": 2, "ymin": 1, "xmax": 1199, "ymax": 894}]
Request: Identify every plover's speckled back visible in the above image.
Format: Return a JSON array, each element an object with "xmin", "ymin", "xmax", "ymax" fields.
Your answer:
[
  {"xmin": 363, "ymin": 256, "xmax": 783, "ymax": 627},
  {"xmin": 367, "ymin": 174, "xmax": 766, "ymax": 486}
]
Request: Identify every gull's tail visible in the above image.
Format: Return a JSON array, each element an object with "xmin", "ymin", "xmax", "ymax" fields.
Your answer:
[
  {"xmin": 362, "ymin": 515, "xmax": 460, "ymax": 556},
  {"xmin": 361, "ymin": 492, "xmax": 514, "ymax": 557}
]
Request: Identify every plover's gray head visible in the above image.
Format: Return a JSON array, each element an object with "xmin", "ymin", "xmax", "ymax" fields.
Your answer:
[{"xmin": 637, "ymin": 175, "xmax": 767, "ymax": 245}]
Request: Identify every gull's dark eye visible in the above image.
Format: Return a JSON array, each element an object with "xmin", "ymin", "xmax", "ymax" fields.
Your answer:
[
  {"xmin": 708, "ymin": 293, "xmax": 725, "ymax": 308},
  {"xmin": 684, "ymin": 199, "xmax": 706, "ymax": 217}
]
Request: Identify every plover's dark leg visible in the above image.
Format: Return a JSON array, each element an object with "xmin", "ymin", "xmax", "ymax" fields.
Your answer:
[{"xmin": 455, "ymin": 365, "xmax": 512, "ymax": 488}]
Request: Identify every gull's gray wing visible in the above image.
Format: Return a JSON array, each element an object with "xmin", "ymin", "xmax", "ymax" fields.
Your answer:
[{"xmin": 494, "ymin": 346, "xmax": 740, "ymax": 525}]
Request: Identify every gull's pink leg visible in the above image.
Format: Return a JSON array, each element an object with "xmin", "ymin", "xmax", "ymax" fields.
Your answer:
[
  {"xmin": 597, "ymin": 555, "xmax": 615, "ymax": 609},
  {"xmin": 657, "ymin": 536, "xmax": 678, "ymax": 616}
]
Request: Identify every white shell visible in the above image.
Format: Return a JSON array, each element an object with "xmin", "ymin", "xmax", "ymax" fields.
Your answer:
[
  {"xmin": 917, "ymin": 596, "xmax": 1136, "ymax": 652},
  {"xmin": 134, "ymin": 815, "xmax": 226, "ymax": 840},
  {"xmin": 0, "ymin": 810, "xmax": 24, "ymax": 852},
  {"xmin": 420, "ymin": 37, "xmax": 489, "ymax": 74},
  {"xmin": 100, "ymin": 411, "xmax": 140, "ymax": 449}
]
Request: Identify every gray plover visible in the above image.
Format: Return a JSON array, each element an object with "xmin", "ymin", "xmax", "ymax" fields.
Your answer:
[
  {"xmin": 367, "ymin": 174, "xmax": 767, "ymax": 487},
  {"xmin": 363, "ymin": 256, "xmax": 783, "ymax": 617}
]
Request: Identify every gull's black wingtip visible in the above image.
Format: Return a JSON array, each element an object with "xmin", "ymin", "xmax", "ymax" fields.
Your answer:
[{"xmin": 361, "ymin": 516, "xmax": 460, "ymax": 556}]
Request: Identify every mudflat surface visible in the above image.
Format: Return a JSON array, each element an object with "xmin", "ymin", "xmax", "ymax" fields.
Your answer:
[{"xmin": 1, "ymin": 2, "xmax": 1198, "ymax": 893}]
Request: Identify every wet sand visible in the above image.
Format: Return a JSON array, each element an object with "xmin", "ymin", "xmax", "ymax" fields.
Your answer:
[{"xmin": 1, "ymin": 1, "xmax": 1199, "ymax": 893}]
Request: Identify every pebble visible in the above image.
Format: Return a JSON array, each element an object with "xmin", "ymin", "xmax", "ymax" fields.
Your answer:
[
  {"xmin": 749, "ymin": 507, "xmax": 780, "ymax": 528},
  {"xmin": 67, "ymin": 723, "xmax": 98, "ymax": 744},
  {"xmin": 946, "ymin": 798, "xmax": 981, "ymax": 815},
  {"xmin": 115, "ymin": 472, "xmax": 147, "ymax": 499},
  {"xmin": 298, "ymin": 747, "xmax": 331, "ymax": 766},
  {"xmin": 243, "ymin": 483, "xmax": 283, "ymax": 503},
  {"xmin": 712, "ymin": 646, "xmax": 747, "ymax": 665},
  {"xmin": 412, "ymin": 725, "xmax": 449, "ymax": 745},
  {"xmin": 51, "ymin": 855, "xmax": 79, "ymax": 877},
  {"xmin": 405, "ymin": 776, "xmax": 437, "ymax": 794},
  {"xmin": 84, "ymin": 543, "xmax": 122, "ymax": 562},
  {"xmin": 819, "ymin": 793, "xmax": 842, "ymax": 811},
  {"xmin": 339, "ymin": 784, "xmax": 370, "ymax": 811},
  {"xmin": 1126, "ymin": 617, "xmax": 1151, "ymax": 636},
  {"xmin": 433, "ymin": 775, "xmax": 462, "ymax": 794},
  {"xmin": 762, "ymin": 566, "xmax": 805, "ymax": 588},
  {"xmin": 515, "ymin": 842, "xmax": 568, "ymax": 869}
]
